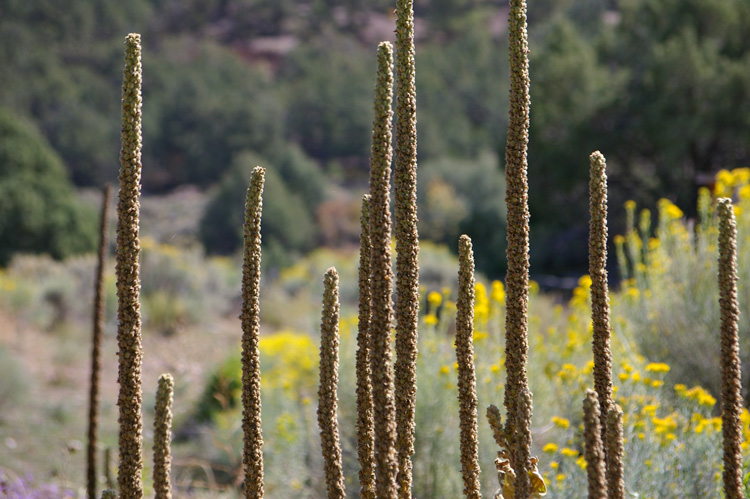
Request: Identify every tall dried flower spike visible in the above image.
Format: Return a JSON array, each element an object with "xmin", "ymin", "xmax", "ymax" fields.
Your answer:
[
  {"xmin": 394, "ymin": 1, "xmax": 420, "ymax": 496},
  {"xmin": 368, "ymin": 41, "xmax": 398, "ymax": 499},
  {"xmin": 318, "ymin": 268, "xmax": 346, "ymax": 499},
  {"xmin": 456, "ymin": 235, "xmax": 482, "ymax": 499},
  {"xmin": 486, "ymin": 405, "xmax": 506, "ymax": 451},
  {"xmin": 241, "ymin": 166, "xmax": 266, "ymax": 499},
  {"xmin": 87, "ymin": 184, "xmax": 111, "ymax": 499},
  {"xmin": 605, "ymin": 405, "xmax": 625, "ymax": 499},
  {"xmin": 588, "ymin": 151, "xmax": 613, "ymax": 461},
  {"xmin": 583, "ymin": 390, "xmax": 606, "ymax": 499},
  {"xmin": 717, "ymin": 198, "xmax": 743, "ymax": 499},
  {"xmin": 116, "ymin": 33, "xmax": 144, "ymax": 499},
  {"xmin": 503, "ymin": 0, "xmax": 533, "ymax": 494},
  {"xmin": 356, "ymin": 195, "xmax": 376, "ymax": 499},
  {"xmin": 153, "ymin": 373, "xmax": 174, "ymax": 499}
]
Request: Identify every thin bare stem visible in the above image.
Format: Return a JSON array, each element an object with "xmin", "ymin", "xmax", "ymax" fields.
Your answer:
[{"xmin": 87, "ymin": 184, "xmax": 111, "ymax": 499}]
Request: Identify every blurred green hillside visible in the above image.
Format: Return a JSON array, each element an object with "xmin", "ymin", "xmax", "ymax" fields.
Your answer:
[{"xmin": 2, "ymin": 0, "xmax": 750, "ymax": 275}]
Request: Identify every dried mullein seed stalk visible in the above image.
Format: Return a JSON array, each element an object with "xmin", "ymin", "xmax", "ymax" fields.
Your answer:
[
  {"xmin": 456, "ymin": 235, "xmax": 482, "ymax": 499},
  {"xmin": 503, "ymin": 0, "xmax": 533, "ymax": 494},
  {"xmin": 717, "ymin": 198, "xmax": 743, "ymax": 499},
  {"xmin": 87, "ymin": 184, "xmax": 111, "ymax": 499},
  {"xmin": 605, "ymin": 405, "xmax": 625, "ymax": 499},
  {"xmin": 394, "ymin": 1, "xmax": 420, "ymax": 496},
  {"xmin": 589, "ymin": 151, "xmax": 613, "ymax": 462},
  {"xmin": 583, "ymin": 390, "xmax": 606, "ymax": 499},
  {"xmin": 116, "ymin": 33, "xmax": 144, "ymax": 499},
  {"xmin": 241, "ymin": 167, "xmax": 266, "ymax": 499},
  {"xmin": 356, "ymin": 195, "xmax": 376, "ymax": 499},
  {"xmin": 318, "ymin": 268, "xmax": 346, "ymax": 499},
  {"xmin": 153, "ymin": 374, "xmax": 174, "ymax": 499},
  {"xmin": 368, "ymin": 41, "xmax": 398, "ymax": 499}
]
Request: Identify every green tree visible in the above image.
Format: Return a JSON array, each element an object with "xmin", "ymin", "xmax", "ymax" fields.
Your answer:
[
  {"xmin": 0, "ymin": 109, "xmax": 96, "ymax": 265},
  {"xmin": 200, "ymin": 149, "xmax": 325, "ymax": 260},
  {"xmin": 417, "ymin": 151, "xmax": 507, "ymax": 276},
  {"xmin": 145, "ymin": 38, "xmax": 285, "ymax": 190},
  {"xmin": 281, "ymin": 36, "xmax": 374, "ymax": 163},
  {"xmin": 606, "ymin": 0, "xmax": 750, "ymax": 213}
]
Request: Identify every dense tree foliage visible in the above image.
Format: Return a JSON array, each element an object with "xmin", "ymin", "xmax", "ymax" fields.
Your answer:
[
  {"xmin": 0, "ymin": 109, "xmax": 96, "ymax": 265},
  {"xmin": 200, "ymin": 148, "xmax": 326, "ymax": 262},
  {"xmin": 2, "ymin": 0, "xmax": 749, "ymax": 275}
]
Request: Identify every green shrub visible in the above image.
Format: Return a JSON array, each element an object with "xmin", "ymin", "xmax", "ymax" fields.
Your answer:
[
  {"xmin": 200, "ymin": 150, "xmax": 323, "ymax": 262},
  {"xmin": 0, "ymin": 108, "xmax": 96, "ymax": 265}
]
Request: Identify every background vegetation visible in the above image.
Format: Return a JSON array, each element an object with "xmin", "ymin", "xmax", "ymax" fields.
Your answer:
[
  {"xmin": 3, "ymin": 0, "xmax": 750, "ymax": 275},
  {"xmin": 2, "ymin": 0, "xmax": 750, "ymax": 497}
]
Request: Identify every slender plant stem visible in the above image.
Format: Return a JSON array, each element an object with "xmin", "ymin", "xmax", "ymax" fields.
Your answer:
[{"xmin": 87, "ymin": 184, "xmax": 111, "ymax": 499}]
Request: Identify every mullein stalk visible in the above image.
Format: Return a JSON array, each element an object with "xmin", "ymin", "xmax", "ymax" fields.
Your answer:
[
  {"xmin": 605, "ymin": 405, "xmax": 625, "ymax": 499},
  {"xmin": 153, "ymin": 374, "xmax": 174, "ymax": 499},
  {"xmin": 583, "ymin": 390, "xmax": 606, "ymax": 499},
  {"xmin": 116, "ymin": 33, "xmax": 144, "ymax": 499},
  {"xmin": 356, "ymin": 195, "xmax": 376, "ymax": 499},
  {"xmin": 368, "ymin": 41, "xmax": 398, "ymax": 499},
  {"xmin": 87, "ymin": 184, "xmax": 111, "ymax": 499},
  {"xmin": 394, "ymin": 1, "xmax": 420, "ymax": 496},
  {"xmin": 241, "ymin": 167, "xmax": 266, "ymax": 499},
  {"xmin": 717, "ymin": 198, "xmax": 743, "ymax": 499},
  {"xmin": 503, "ymin": 0, "xmax": 533, "ymax": 494},
  {"xmin": 588, "ymin": 151, "xmax": 613, "ymax": 462},
  {"xmin": 456, "ymin": 236, "xmax": 482, "ymax": 499},
  {"xmin": 318, "ymin": 268, "xmax": 346, "ymax": 499}
]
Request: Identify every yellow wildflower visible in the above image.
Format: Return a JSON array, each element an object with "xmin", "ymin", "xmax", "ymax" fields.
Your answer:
[
  {"xmin": 560, "ymin": 447, "xmax": 578, "ymax": 457},
  {"xmin": 553, "ymin": 417, "xmax": 571, "ymax": 430},
  {"xmin": 543, "ymin": 443, "xmax": 558, "ymax": 453}
]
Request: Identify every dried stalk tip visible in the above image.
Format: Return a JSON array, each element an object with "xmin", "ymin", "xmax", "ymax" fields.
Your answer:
[
  {"xmin": 369, "ymin": 40, "xmax": 398, "ymax": 499},
  {"xmin": 589, "ymin": 150, "xmax": 614, "ymax": 463},
  {"xmin": 318, "ymin": 268, "xmax": 346, "ymax": 499},
  {"xmin": 394, "ymin": 0, "xmax": 420, "ymax": 495},
  {"xmin": 583, "ymin": 390, "xmax": 607, "ymax": 499},
  {"xmin": 241, "ymin": 166, "xmax": 266, "ymax": 499},
  {"xmin": 456, "ymin": 235, "xmax": 481, "ymax": 499},
  {"xmin": 116, "ymin": 32, "xmax": 144, "ymax": 499},
  {"xmin": 605, "ymin": 405, "xmax": 625, "ymax": 499},
  {"xmin": 717, "ymin": 198, "xmax": 743, "ymax": 499},
  {"xmin": 356, "ymin": 195, "xmax": 376, "ymax": 499},
  {"xmin": 153, "ymin": 373, "xmax": 174, "ymax": 499}
]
